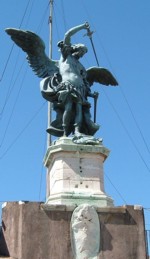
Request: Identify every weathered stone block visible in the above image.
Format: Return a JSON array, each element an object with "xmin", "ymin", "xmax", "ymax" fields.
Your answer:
[{"xmin": 0, "ymin": 203, "xmax": 147, "ymax": 259}]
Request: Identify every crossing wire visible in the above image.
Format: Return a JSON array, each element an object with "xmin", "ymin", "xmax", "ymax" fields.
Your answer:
[
  {"xmin": 53, "ymin": 5, "xmax": 61, "ymax": 41},
  {"xmin": 0, "ymin": 51, "xmax": 24, "ymax": 117},
  {"xmin": 36, "ymin": 2, "xmax": 49, "ymax": 33},
  {"xmin": 61, "ymin": 0, "xmax": 67, "ymax": 31},
  {"xmin": 0, "ymin": 65, "xmax": 28, "ymax": 148},
  {"xmin": 53, "ymin": 0, "xmax": 68, "ymax": 40},
  {"xmin": 105, "ymin": 173, "xmax": 127, "ymax": 204},
  {"xmin": 0, "ymin": 101, "xmax": 46, "ymax": 160},
  {"xmin": 93, "ymin": 22, "xmax": 150, "ymax": 157},
  {"xmin": 0, "ymin": 0, "xmax": 32, "ymax": 82},
  {"xmin": 0, "ymin": 44, "xmax": 15, "ymax": 82}
]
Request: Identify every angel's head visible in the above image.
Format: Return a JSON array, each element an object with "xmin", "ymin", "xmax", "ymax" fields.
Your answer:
[{"xmin": 71, "ymin": 43, "xmax": 88, "ymax": 59}]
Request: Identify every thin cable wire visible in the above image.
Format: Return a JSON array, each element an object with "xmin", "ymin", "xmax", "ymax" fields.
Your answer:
[
  {"xmin": 0, "ymin": 101, "xmax": 46, "ymax": 160},
  {"xmin": 92, "ymin": 23, "xmax": 150, "ymax": 158},
  {"xmin": 53, "ymin": 6, "xmax": 61, "ymax": 42},
  {"xmin": 18, "ymin": 0, "xmax": 32, "ymax": 29},
  {"xmin": 61, "ymin": 0, "xmax": 67, "ymax": 31},
  {"xmin": 0, "ymin": 51, "xmax": 23, "ymax": 117},
  {"xmin": 36, "ymin": 2, "xmax": 49, "ymax": 33},
  {"xmin": 0, "ymin": 66, "xmax": 28, "ymax": 147},
  {"xmin": 96, "ymin": 27, "xmax": 150, "ymax": 156},
  {"xmin": 0, "ymin": 44, "xmax": 14, "ymax": 82},
  {"xmin": 105, "ymin": 173, "xmax": 127, "ymax": 204},
  {"xmin": 0, "ymin": 0, "xmax": 32, "ymax": 82},
  {"xmin": 102, "ymin": 87, "xmax": 150, "ymax": 175},
  {"xmin": 53, "ymin": 0, "xmax": 68, "ymax": 38},
  {"xmin": 24, "ymin": 0, "xmax": 36, "ymax": 28},
  {"xmin": 119, "ymin": 86, "xmax": 150, "ymax": 155},
  {"xmin": 81, "ymin": 0, "xmax": 113, "ymax": 67}
]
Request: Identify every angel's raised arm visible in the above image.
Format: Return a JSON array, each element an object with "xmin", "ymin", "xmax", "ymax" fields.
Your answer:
[{"xmin": 64, "ymin": 22, "xmax": 89, "ymax": 45}]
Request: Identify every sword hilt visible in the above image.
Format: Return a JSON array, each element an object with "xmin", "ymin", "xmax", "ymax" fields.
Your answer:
[{"xmin": 83, "ymin": 22, "xmax": 94, "ymax": 38}]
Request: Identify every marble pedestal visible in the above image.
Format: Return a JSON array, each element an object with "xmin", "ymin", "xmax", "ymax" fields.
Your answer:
[{"xmin": 44, "ymin": 137, "xmax": 113, "ymax": 207}]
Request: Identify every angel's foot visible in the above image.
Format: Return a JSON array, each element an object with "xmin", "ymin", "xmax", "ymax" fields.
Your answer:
[{"xmin": 74, "ymin": 126, "xmax": 83, "ymax": 137}]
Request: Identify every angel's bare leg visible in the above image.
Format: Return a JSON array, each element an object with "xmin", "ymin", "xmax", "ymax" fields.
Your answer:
[
  {"xmin": 62, "ymin": 100, "xmax": 73, "ymax": 136},
  {"xmin": 74, "ymin": 103, "xmax": 82, "ymax": 135}
]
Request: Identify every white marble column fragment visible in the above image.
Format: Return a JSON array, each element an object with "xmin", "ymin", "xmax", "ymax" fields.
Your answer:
[{"xmin": 70, "ymin": 204, "xmax": 100, "ymax": 259}]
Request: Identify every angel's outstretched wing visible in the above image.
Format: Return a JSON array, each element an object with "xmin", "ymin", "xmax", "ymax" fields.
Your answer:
[
  {"xmin": 5, "ymin": 28, "xmax": 59, "ymax": 78},
  {"xmin": 86, "ymin": 67, "xmax": 118, "ymax": 86}
]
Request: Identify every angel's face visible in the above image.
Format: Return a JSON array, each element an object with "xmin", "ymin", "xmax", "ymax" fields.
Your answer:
[{"xmin": 72, "ymin": 44, "xmax": 88, "ymax": 59}]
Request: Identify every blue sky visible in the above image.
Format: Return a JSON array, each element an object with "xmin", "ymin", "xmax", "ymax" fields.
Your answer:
[{"xmin": 0, "ymin": 0, "xmax": 150, "ymax": 229}]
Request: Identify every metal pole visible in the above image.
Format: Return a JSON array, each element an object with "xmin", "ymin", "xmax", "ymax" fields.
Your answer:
[
  {"xmin": 46, "ymin": 0, "xmax": 54, "ymax": 200},
  {"xmin": 47, "ymin": 0, "xmax": 53, "ymax": 147},
  {"xmin": 49, "ymin": 0, "xmax": 53, "ymax": 59}
]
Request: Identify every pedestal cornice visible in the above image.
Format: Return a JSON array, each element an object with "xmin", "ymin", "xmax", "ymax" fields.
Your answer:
[{"xmin": 44, "ymin": 136, "xmax": 110, "ymax": 168}]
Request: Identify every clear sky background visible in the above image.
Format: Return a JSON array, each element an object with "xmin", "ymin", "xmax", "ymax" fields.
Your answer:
[{"xmin": 0, "ymin": 0, "xmax": 150, "ymax": 229}]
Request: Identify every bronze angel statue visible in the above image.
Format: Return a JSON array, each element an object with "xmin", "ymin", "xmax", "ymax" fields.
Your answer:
[{"xmin": 5, "ymin": 22, "xmax": 118, "ymax": 137}]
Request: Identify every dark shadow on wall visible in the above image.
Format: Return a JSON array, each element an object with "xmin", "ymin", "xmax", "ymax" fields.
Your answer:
[{"xmin": 0, "ymin": 222, "xmax": 10, "ymax": 256}]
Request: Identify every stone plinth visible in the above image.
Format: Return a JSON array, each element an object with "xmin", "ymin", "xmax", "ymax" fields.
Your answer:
[
  {"xmin": 44, "ymin": 137, "xmax": 113, "ymax": 206},
  {"xmin": 0, "ymin": 203, "xmax": 147, "ymax": 259}
]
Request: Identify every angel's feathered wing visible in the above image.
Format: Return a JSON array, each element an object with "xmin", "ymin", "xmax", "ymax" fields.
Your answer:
[
  {"xmin": 5, "ymin": 28, "xmax": 59, "ymax": 78},
  {"xmin": 86, "ymin": 67, "xmax": 118, "ymax": 86}
]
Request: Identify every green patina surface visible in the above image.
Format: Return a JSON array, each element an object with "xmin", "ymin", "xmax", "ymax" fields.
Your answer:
[
  {"xmin": 44, "ymin": 136, "xmax": 110, "ymax": 167},
  {"xmin": 46, "ymin": 192, "xmax": 114, "ymax": 207}
]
